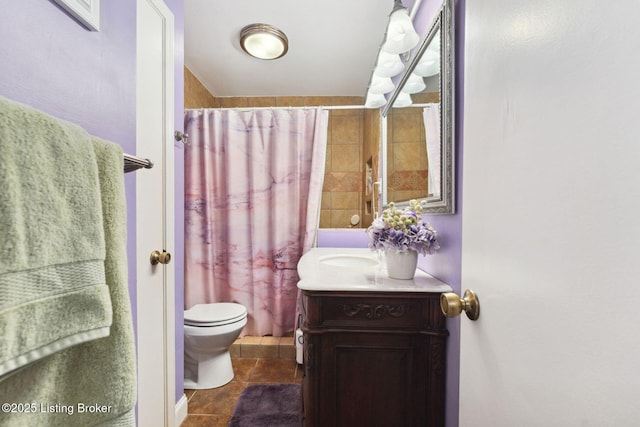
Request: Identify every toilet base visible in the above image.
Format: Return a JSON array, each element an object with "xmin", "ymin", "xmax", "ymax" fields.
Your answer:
[{"xmin": 184, "ymin": 348, "xmax": 234, "ymax": 389}]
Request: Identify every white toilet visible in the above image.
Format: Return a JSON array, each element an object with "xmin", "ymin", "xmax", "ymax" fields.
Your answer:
[{"xmin": 183, "ymin": 302, "xmax": 248, "ymax": 389}]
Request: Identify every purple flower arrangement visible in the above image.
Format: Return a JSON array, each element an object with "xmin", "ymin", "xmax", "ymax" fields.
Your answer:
[{"xmin": 367, "ymin": 200, "xmax": 440, "ymax": 256}]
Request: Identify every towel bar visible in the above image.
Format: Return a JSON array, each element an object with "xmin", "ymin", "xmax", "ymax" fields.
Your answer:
[{"xmin": 123, "ymin": 153, "xmax": 153, "ymax": 173}]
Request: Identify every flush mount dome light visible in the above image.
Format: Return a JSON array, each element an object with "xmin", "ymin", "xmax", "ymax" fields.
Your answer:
[{"xmin": 240, "ymin": 23, "xmax": 288, "ymax": 60}]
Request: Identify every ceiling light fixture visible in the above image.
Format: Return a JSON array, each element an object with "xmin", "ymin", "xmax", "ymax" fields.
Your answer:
[{"xmin": 240, "ymin": 23, "xmax": 288, "ymax": 60}]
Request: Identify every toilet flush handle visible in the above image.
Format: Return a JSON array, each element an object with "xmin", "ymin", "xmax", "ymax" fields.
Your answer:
[{"xmin": 150, "ymin": 250, "xmax": 171, "ymax": 265}]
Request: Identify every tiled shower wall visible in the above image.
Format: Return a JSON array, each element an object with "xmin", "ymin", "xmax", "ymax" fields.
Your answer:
[
  {"xmin": 385, "ymin": 91, "xmax": 440, "ymax": 204},
  {"xmin": 321, "ymin": 108, "xmax": 364, "ymax": 228},
  {"xmin": 183, "ymin": 66, "xmax": 376, "ymax": 229},
  {"xmin": 184, "ymin": 67, "xmax": 218, "ymax": 109},
  {"xmin": 386, "ymin": 107, "xmax": 429, "ymax": 203}
]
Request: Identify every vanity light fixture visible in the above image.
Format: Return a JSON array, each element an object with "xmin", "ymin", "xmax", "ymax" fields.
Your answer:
[
  {"xmin": 240, "ymin": 23, "xmax": 288, "ymax": 60},
  {"xmin": 365, "ymin": 93, "xmax": 388, "ymax": 108},
  {"xmin": 393, "ymin": 92, "xmax": 413, "ymax": 108},
  {"xmin": 414, "ymin": 50, "xmax": 440, "ymax": 77},
  {"xmin": 381, "ymin": 0, "xmax": 420, "ymax": 55},
  {"xmin": 364, "ymin": 0, "xmax": 420, "ymax": 108},
  {"xmin": 372, "ymin": 51, "xmax": 405, "ymax": 78},
  {"xmin": 414, "ymin": 33, "xmax": 441, "ymax": 77},
  {"xmin": 369, "ymin": 75, "xmax": 395, "ymax": 94},
  {"xmin": 401, "ymin": 73, "xmax": 426, "ymax": 94}
]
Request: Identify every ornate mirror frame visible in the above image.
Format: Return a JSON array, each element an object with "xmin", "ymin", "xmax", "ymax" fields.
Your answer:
[{"xmin": 381, "ymin": 0, "xmax": 454, "ymax": 214}]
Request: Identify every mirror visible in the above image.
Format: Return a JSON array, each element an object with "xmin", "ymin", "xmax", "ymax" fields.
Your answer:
[{"xmin": 381, "ymin": 0, "xmax": 454, "ymax": 214}]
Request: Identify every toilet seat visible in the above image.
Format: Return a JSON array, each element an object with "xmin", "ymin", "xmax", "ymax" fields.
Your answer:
[{"xmin": 184, "ymin": 303, "xmax": 247, "ymax": 327}]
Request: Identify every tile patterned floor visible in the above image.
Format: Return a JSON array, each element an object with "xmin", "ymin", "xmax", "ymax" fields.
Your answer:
[{"xmin": 181, "ymin": 337, "xmax": 301, "ymax": 427}]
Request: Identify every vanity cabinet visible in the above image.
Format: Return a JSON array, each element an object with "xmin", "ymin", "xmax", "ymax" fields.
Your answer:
[{"xmin": 300, "ymin": 290, "xmax": 448, "ymax": 427}]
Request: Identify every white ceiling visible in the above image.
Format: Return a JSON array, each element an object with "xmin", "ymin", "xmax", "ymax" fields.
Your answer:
[{"xmin": 184, "ymin": 0, "xmax": 394, "ymax": 98}]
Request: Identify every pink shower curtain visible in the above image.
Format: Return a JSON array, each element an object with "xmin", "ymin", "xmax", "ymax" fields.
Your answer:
[{"xmin": 184, "ymin": 108, "xmax": 328, "ymax": 336}]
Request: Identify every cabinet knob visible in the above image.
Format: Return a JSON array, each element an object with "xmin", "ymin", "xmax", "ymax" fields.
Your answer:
[{"xmin": 440, "ymin": 289, "xmax": 480, "ymax": 320}]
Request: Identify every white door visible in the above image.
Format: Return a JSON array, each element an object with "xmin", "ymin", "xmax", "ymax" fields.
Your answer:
[
  {"xmin": 459, "ymin": 0, "xmax": 640, "ymax": 426},
  {"xmin": 136, "ymin": 0, "xmax": 175, "ymax": 425}
]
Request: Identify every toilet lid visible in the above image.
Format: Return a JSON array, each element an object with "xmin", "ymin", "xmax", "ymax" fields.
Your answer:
[{"xmin": 184, "ymin": 303, "xmax": 247, "ymax": 326}]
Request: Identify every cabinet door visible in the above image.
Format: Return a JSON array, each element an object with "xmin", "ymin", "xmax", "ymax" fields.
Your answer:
[
  {"xmin": 319, "ymin": 333, "xmax": 431, "ymax": 427},
  {"xmin": 301, "ymin": 291, "xmax": 447, "ymax": 427}
]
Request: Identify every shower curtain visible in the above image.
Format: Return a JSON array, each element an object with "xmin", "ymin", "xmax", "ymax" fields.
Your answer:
[{"xmin": 184, "ymin": 108, "xmax": 328, "ymax": 336}]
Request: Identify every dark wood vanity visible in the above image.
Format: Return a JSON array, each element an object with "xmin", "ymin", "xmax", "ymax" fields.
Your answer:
[{"xmin": 299, "ymin": 289, "xmax": 448, "ymax": 426}]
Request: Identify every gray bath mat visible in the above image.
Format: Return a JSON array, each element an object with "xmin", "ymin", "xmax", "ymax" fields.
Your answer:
[{"xmin": 228, "ymin": 383, "xmax": 301, "ymax": 427}]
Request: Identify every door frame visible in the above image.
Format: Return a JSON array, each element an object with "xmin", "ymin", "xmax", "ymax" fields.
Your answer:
[{"xmin": 135, "ymin": 0, "xmax": 175, "ymax": 424}]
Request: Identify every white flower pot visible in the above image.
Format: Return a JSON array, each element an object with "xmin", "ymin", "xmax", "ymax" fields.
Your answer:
[{"xmin": 385, "ymin": 249, "xmax": 418, "ymax": 280}]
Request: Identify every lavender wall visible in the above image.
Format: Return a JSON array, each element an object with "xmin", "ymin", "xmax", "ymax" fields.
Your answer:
[
  {"xmin": 0, "ymin": 0, "xmax": 138, "ymax": 314},
  {"xmin": 0, "ymin": 0, "xmax": 186, "ymax": 406},
  {"xmin": 317, "ymin": 228, "xmax": 371, "ymax": 247}
]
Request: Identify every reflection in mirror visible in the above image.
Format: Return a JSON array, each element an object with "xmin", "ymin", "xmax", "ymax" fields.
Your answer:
[
  {"xmin": 384, "ymin": 92, "xmax": 439, "ymax": 204},
  {"xmin": 319, "ymin": 107, "xmax": 380, "ymax": 229},
  {"xmin": 382, "ymin": 0, "xmax": 454, "ymax": 214}
]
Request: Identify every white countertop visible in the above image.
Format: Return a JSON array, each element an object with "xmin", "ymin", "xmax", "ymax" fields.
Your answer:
[{"xmin": 297, "ymin": 248, "xmax": 453, "ymax": 293}]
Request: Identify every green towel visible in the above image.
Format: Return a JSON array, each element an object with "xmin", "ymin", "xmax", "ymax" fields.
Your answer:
[
  {"xmin": 0, "ymin": 136, "xmax": 137, "ymax": 426},
  {"xmin": 0, "ymin": 138, "xmax": 137, "ymax": 427},
  {"xmin": 0, "ymin": 96, "xmax": 112, "ymax": 379}
]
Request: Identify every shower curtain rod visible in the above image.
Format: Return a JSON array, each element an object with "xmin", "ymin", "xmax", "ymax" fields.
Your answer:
[
  {"xmin": 185, "ymin": 102, "xmax": 435, "ymax": 113},
  {"xmin": 123, "ymin": 153, "xmax": 153, "ymax": 173},
  {"xmin": 185, "ymin": 104, "xmax": 367, "ymax": 112}
]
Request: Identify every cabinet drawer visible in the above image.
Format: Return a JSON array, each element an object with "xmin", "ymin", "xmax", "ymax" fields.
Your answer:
[{"xmin": 302, "ymin": 291, "xmax": 445, "ymax": 332}]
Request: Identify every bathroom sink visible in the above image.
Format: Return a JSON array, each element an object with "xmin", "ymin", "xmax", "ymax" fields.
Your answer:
[
  {"xmin": 297, "ymin": 248, "xmax": 453, "ymax": 292},
  {"xmin": 318, "ymin": 254, "xmax": 379, "ymax": 268}
]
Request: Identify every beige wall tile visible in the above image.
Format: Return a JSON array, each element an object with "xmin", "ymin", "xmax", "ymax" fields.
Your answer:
[
  {"xmin": 332, "ymin": 145, "xmax": 360, "ymax": 172},
  {"xmin": 303, "ymin": 96, "xmax": 331, "ymax": 107},
  {"xmin": 393, "ymin": 190, "xmax": 428, "ymax": 201},
  {"xmin": 332, "ymin": 114, "xmax": 362, "ymax": 145},
  {"xmin": 261, "ymin": 336, "xmax": 281, "ymax": 345},
  {"xmin": 331, "ymin": 192, "xmax": 360, "ymax": 209},
  {"xmin": 248, "ymin": 97, "xmax": 277, "ymax": 107},
  {"xmin": 391, "ymin": 109, "xmax": 424, "ymax": 142},
  {"xmin": 276, "ymin": 97, "xmax": 306, "ymax": 107},
  {"xmin": 319, "ymin": 210, "xmax": 331, "ymax": 228},
  {"xmin": 321, "ymin": 192, "xmax": 331, "ymax": 209},
  {"xmin": 326, "ymin": 172, "xmax": 362, "ymax": 192},
  {"xmin": 184, "ymin": 66, "xmax": 217, "ymax": 108},
  {"xmin": 242, "ymin": 336, "xmax": 262, "ymax": 345},
  {"xmin": 241, "ymin": 343, "xmax": 278, "ymax": 359},
  {"xmin": 385, "ymin": 103, "xmax": 430, "ymax": 204},
  {"xmin": 218, "ymin": 97, "xmax": 249, "ymax": 108},
  {"xmin": 394, "ymin": 142, "xmax": 427, "ymax": 171},
  {"xmin": 329, "ymin": 96, "xmax": 364, "ymax": 106},
  {"xmin": 413, "ymin": 91, "xmax": 440, "ymax": 104}
]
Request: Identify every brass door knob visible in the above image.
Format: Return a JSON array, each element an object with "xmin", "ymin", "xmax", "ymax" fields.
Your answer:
[
  {"xmin": 440, "ymin": 289, "xmax": 480, "ymax": 320},
  {"xmin": 150, "ymin": 250, "xmax": 171, "ymax": 265}
]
